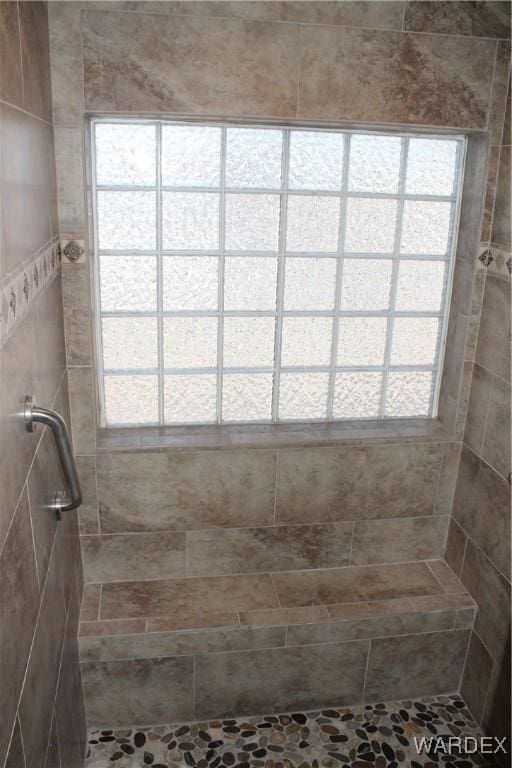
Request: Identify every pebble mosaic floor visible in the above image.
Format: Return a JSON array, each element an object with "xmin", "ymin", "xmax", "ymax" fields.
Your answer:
[{"xmin": 85, "ymin": 695, "xmax": 503, "ymax": 768}]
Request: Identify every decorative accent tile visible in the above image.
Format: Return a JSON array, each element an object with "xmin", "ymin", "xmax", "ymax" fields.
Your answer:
[
  {"xmin": 478, "ymin": 246, "xmax": 493, "ymax": 268},
  {"xmin": 477, "ymin": 243, "xmax": 511, "ymax": 279},
  {"xmin": 61, "ymin": 237, "xmax": 86, "ymax": 264}
]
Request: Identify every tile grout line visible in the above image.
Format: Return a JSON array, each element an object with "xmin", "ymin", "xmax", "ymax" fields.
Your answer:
[{"xmin": 361, "ymin": 638, "xmax": 372, "ymax": 704}]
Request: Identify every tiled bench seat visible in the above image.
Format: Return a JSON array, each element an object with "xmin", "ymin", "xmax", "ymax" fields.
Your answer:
[{"xmin": 79, "ymin": 559, "xmax": 476, "ymax": 727}]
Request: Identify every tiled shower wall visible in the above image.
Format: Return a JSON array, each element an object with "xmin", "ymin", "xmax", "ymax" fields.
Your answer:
[{"xmin": 0, "ymin": 2, "xmax": 86, "ymax": 767}]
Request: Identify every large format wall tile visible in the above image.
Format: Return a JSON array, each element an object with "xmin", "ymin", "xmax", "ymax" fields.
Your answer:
[
  {"xmin": 68, "ymin": 366, "xmax": 96, "ymax": 455},
  {"xmin": 194, "ymin": 641, "xmax": 368, "ymax": 718},
  {"xmin": 186, "ymin": 522, "xmax": 352, "ymax": 576},
  {"xmin": 18, "ymin": 1, "xmax": 52, "ymax": 121},
  {"xmin": 493, "ymin": 145, "xmax": 511, "ymax": 247},
  {"xmin": 475, "ymin": 275, "xmax": 511, "ymax": 382},
  {"xmin": 4, "ymin": 717, "xmax": 25, "ymax": 768},
  {"xmin": 350, "ymin": 516, "xmax": 448, "ymax": 565},
  {"xmin": 404, "ymin": 1, "xmax": 511, "ymax": 38},
  {"xmin": 35, "ymin": 275, "xmax": 66, "ymax": 409},
  {"xmin": 460, "ymin": 631, "xmax": 494, "ymax": 723},
  {"xmin": 464, "ymin": 363, "xmax": 492, "ymax": 455},
  {"xmin": 97, "ymin": 450, "xmax": 276, "ymax": 532},
  {"xmin": 275, "ymin": 443, "xmax": 443, "ymax": 524},
  {"xmin": 0, "ymin": 2, "xmax": 22, "ymax": 107},
  {"xmin": 298, "ymin": 25, "xmax": 495, "ymax": 127},
  {"xmin": 83, "ymin": 10, "xmax": 299, "ymax": 116},
  {"xmin": 62, "ymin": 265, "xmax": 92, "ymax": 366},
  {"xmin": 483, "ymin": 375, "xmax": 511, "ymax": 480}
]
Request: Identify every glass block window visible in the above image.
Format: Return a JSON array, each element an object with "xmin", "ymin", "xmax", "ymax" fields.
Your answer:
[{"xmin": 91, "ymin": 120, "xmax": 464, "ymax": 427}]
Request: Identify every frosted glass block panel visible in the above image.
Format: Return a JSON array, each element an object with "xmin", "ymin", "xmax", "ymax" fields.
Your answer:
[
  {"xmin": 400, "ymin": 201, "xmax": 451, "ymax": 255},
  {"xmin": 102, "ymin": 317, "xmax": 158, "ymax": 370},
  {"xmin": 223, "ymin": 317, "xmax": 275, "ymax": 368},
  {"xmin": 340, "ymin": 259, "xmax": 392, "ymax": 311},
  {"xmin": 163, "ymin": 317, "xmax": 218, "ymax": 368},
  {"xmin": 333, "ymin": 372, "xmax": 383, "ymax": 418},
  {"xmin": 345, "ymin": 198, "xmax": 397, "ymax": 254},
  {"xmin": 162, "ymin": 256, "xmax": 218, "ymax": 311},
  {"xmin": 281, "ymin": 317, "xmax": 333, "ymax": 367},
  {"xmin": 95, "ymin": 123, "xmax": 156, "ymax": 186},
  {"xmin": 390, "ymin": 317, "xmax": 439, "ymax": 366},
  {"xmin": 338, "ymin": 317, "xmax": 387, "ymax": 367},
  {"xmin": 100, "ymin": 255, "xmax": 157, "ymax": 311},
  {"xmin": 286, "ymin": 196, "xmax": 340, "ymax": 252},
  {"xmin": 349, "ymin": 135, "xmax": 401, "ymax": 194},
  {"xmin": 385, "ymin": 371, "xmax": 434, "ymax": 417},
  {"xmin": 161, "ymin": 125, "xmax": 221, "ymax": 187},
  {"xmin": 104, "ymin": 375, "xmax": 159, "ymax": 425},
  {"xmin": 226, "ymin": 128, "xmax": 282, "ymax": 188},
  {"xmin": 162, "ymin": 192, "xmax": 219, "ymax": 250},
  {"xmin": 279, "ymin": 373, "xmax": 329, "ymax": 420},
  {"xmin": 97, "ymin": 191, "xmax": 156, "ymax": 250},
  {"xmin": 222, "ymin": 373, "xmax": 273, "ymax": 422},
  {"xmin": 283, "ymin": 257, "xmax": 337, "ymax": 311},
  {"xmin": 164, "ymin": 374, "xmax": 217, "ymax": 424},
  {"xmin": 406, "ymin": 138, "xmax": 458, "ymax": 196},
  {"xmin": 396, "ymin": 260, "xmax": 446, "ymax": 312},
  {"xmin": 225, "ymin": 194, "xmax": 280, "ymax": 251},
  {"xmin": 288, "ymin": 131, "xmax": 344, "ymax": 190},
  {"xmin": 224, "ymin": 257, "xmax": 277, "ymax": 311}
]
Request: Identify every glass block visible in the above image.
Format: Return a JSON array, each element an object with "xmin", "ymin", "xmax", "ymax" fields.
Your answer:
[
  {"xmin": 223, "ymin": 317, "xmax": 275, "ymax": 368},
  {"xmin": 338, "ymin": 317, "xmax": 387, "ymax": 367},
  {"xmin": 288, "ymin": 131, "xmax": 344, "ymax": 191},
  {"xmin": 279, "ymin": 373, "xmax": 329, "ymax": 420},
  {"xmin": 400, "ymin": 201, "xmax": 452, "ymax": 256},
  {"xmin": 385, "ymin": 371, "xmax": 434, "ymax": 417},
  {"xmin": 104, "ymin": 375, "xmax": 159, "ymax": 426},
  {"xmin": 396, "ymin": 260, "xmax": 446, "ymax": 312},
  {"xmin": 162, "ymin": 256, "xmax": 218, "ymax": 311},
  {"xmin": 225, "ymin": 194, "xmax": 280, "ymax": 251},
  {"xmin": 333, "ymin": 372, "xmax": 383, "ymax": 418},
  {"xmin": 164, "ymin": 374, "xmax": 217, "ymax": 424},
  {"xmin": 162, "ymin": 192, "xmax": 219, "ymax": 250},
  {"xmin": 281, "ymin": 317, "xmax": 333, "ymax": 367},
  {"xmin": 163, "ymin": 317, "xmax": 218, "ymax": 369},
  {"xmin": 224, "ymin": 257, "xmax": 277, "ymax": 311},
  {"xmin": 340, "ymin": 259, "xmax": 392, "ymax": 311},
  {"xmin": 102, "ymin": 317, "xmax": 158, "ymax": 370},
  {"xmin": 222, "ymin": 373, "xmax": 273, "ymax": 422},
  {"xmin": 349, "ymin": 134, "xmax": 401, "ymax": 194},
  {"xmin": 390, "ymin": 317, "xmax": 439, "ymax": 366},
  {"xmin": 283, "ymin": 257, "xmax": 337, "ymax": 311},
  {"xmin": 406, "ymin": 138, "xmax": 458, "ymax": 196},
  {"xmin": 95, "ymin": 123, "xmax": 156, "ymax": 186},
  {"xmin": 286, "ymin": 196, "xmax": 340, "ymax": 252},
  {"xmin": 97, "ymin": 191, "xmax": 156, "ymax": 250},
  {"xmin": 225, "ymin": 128, "xmax": 282, "ymax": 188},
  {"xmin": 345, "ymin": 198, "xmax": 397, "ymax": 254},
  {"xmin": 161, "ymin": 125, "xmax": 221, "ymax": 187},
  {"xmin": 100, "ymin": 255, "xmax": 157, "ymax": 312}
]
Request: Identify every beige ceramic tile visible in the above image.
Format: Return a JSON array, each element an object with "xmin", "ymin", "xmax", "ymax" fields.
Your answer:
[
  {"xmin": 434, "ymin": 442, "xmax": 462, "ymax": 516},
  {"xmin": 444, "ymin": 518, "xmax": 468, "ymax": 577},
  {"xmin": 461, "ymin": 631, "xmax": 494, "ymax": 723},
  {"xmin": 488, "ymin": 41, "xmax": 511, "ymax": 145},
  {"xmin": 464, "ymin": 363, "xmax": 493, "ymax": 454},
  {"xmin": 454, "ymin": 608, "xmax": 476, "ymax": 629},
  {"xmin": 239, "ymin": 605, "xmax": 329, "ymax": 627},
  {"xmin": 492, "ymin": 145, "xmax": 511, "ymax": 247},
  {"xmin": 482, "ymin": 646, "xmax": 510, "ymax": 743},
  {"xmin": 147, "ymin": 610, "xmax": 240, "ymax": 633},
  {"xmin": 483, "ymin": 375, "xmax": 511, "ymax": 479},
  {"xmin": 61, "ymin": 264, "xmax": 92, "ymax": 366},
  {"xmin": 35, "ymin": 276, "xmax": 66, "ymax": 409},
  {"xmin": 0, "ymin": 2, "xmax": 22, "ymax": 107},
  {"xmin": 326, "ymin": 598, "xmax": 414, "ymax": 620},
  {"xmin": 48, "ymin": 2, "xmax": 85, "ymax": 126},
  {"xmin": 404, "ymin": 1, "xmax": 511, "ymax": 38},
  {"xmin": 4, "ymin": 718, "xmax": 25, "ymax": 768},
  {"xmin": 350, "ymin": 516, "xmax": 448, "ymax": 566},
  {"xmin": 465, "ymin": 270, "xmax": 486, "ymax": 363},
  {"xmin": 80, "ymin": 619, "xmax": 147, "ymax": 637},
  {"xmin": 19, "ymin": 1, "xmax": 52, "ymax": 121},
  {"xmin": 427, "ymin": 559, "xmax": 467, "ymax": 594},
  {"xmin": 67, "ymin": 366, "xmax": 96, "ymax": 455},
  {"xmin": 81, "ymin": 583, "xmax": 101, "ymax": 622},
  {"xmin": 476, "ymin": 274, "xmax": 511, "ymax": 382},
  {"xmin": 76, "ymin": 456, "xmax": 99, "ymax": 535},
  {"xmin": 54, "ymin": 124, "xmax": 86, "ymax": 233}
]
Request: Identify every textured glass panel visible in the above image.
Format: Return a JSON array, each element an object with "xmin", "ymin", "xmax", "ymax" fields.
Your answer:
[
  {"xmin": 286, "ymin": 196, "xmax": 340, "ymax": 252},
  {"xmin": 223, "ymin": 317, "xmax": 275, "ymax": 368},
  {"xmin": 162, "ymin": 256, "xmax": 218, "ymax": 311},
  {"xmin": 100, "ymin": 255, "xmax": 157, "ymax": 311},
  {"xmin": 225, "ymin": 194, "xmax": 280, "ymax": 251},
  {"xmin": 400, "ymin": 201, "xmax": 451, "ymax": 255},
  {"xmin": 161, "ymin": 125, "xmax": 221, "ymax": 187},
  {"xmin": 406, "ymin": 138, "xmax": 458, "ymax": 196},
  {"xmin": 333, "ymin": 372, "xmax": 383, "ymax": 418},
  {"xmin": 164, "ymin": 374, "xmax": 217, "ymax": 424},
  {"xmin": 396, "ymin": 260, "xmax": 446, "ymax": 312},
  {"xmin": 284, "ymin": 257, "xmax": 337, "ymax": 311},
  {"xmin": 102, "ymin": 317, "xmax": 158, "ymax": 370},
  {"xmin": 281, "ymin": 317, "xmax": 333, "ymax": 367},
  {"xmin": 288, "ymin": 131, "xmax": 344, "ymax": 190},
  {"xmin": 226, "ymin": 128, "xmax": 282, "ymax": 188},
  {"xmin": 390, "ymin": 317, "xmax": 439, "ymax": 366},
  {"xmin": 349, "ymin": 135, "xmax": 401, "ymax": 193},
  {"xmin": 279, "ymin": 373, "xmax": 329, "ymax": 420},
  {"xmin": 340, "ymin": 259, "xmax": 392, "ymax": 311},
  {"xmin": 345, "ymin": 198, "xmax": 397, "ymax": 254},
  {"xmin": 224, "ymin": 257, "xmax": 277, "ymax": 311},
  {"xmin": 95, "ymin": 123, "xmax": 156, "ymax": 186},
  {"xmin": 104, "ymin": 375, "xmax": 159, "ymax": 426},
  {"xmin": 338, "ymin": 317, "xmax": 387, "ymax": 367},
  {"xmin": 97, "ymin": 191, "xmax": 156, "ymax": 250},
  {"xmin": 162, "ymin": 192, "xmax": 219, "ymax": 250},
  {"xmin": 163, "ymin": 317, "xmax": 218, "ymax": 368},
  {"xmin": 222, "ymin": 373, "xmax": 273, "ymax": 421},
  {"xmin": 385, "ymin": 371, "xmax": 434, "ymax": 417}
]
